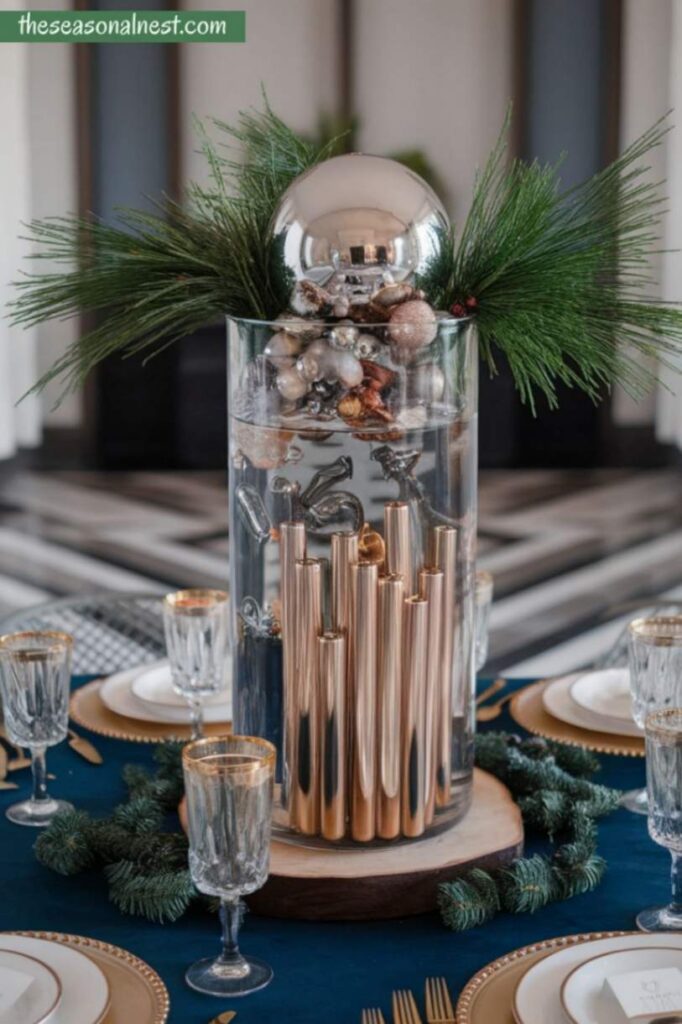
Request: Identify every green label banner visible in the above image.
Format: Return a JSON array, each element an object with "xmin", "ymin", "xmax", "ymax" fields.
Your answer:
[{"xmin": 0, "ymin": 10, "xmax": 246, "ymax": 43}]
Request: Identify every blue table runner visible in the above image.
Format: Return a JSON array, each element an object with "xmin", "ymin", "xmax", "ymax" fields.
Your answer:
[{"xmin": 0, "ymin": 678, "xmax": 659, "ymax": 1023}]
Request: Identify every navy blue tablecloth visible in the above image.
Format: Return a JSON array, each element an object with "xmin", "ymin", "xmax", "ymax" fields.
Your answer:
[{"xmin": 0, "ymin": 678, "xmax": 662, "ymax": 1023}]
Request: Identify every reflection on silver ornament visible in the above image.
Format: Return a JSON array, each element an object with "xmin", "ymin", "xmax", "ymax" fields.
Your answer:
[{"xmin": 269, "ymin": 153, "xmax": 449, "ymax": 298}]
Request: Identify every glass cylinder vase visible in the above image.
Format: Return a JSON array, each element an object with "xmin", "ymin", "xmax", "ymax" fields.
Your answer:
[{"xmin": 227, "ymin": 314, "xmax": 477, "ymax": 845}]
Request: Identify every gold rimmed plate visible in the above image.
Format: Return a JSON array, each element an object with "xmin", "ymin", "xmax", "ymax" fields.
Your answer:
[
  {"xmin": 455, "ymin": 932, "xmax": 630, "ymax": 1024},
  {"xmin": 70, "ymin": 679, "xmax": 231, "ymax": 743},
  {"xmin": 9, "ymin": 932, "xmax": 169, "ymax": 1024},
  {"xmin": 510, "ymin": 679, "xmax": 644, "ymax": 757}
]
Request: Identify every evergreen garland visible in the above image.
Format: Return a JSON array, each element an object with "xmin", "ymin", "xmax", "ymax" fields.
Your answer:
[
  {"xmin": 8, "ymin": 99, "xmax": 682, "ymax": 410},
  {"xmin": 34, "ymin": 731, "xmax": 620, "ymax": 927},
  {"xmin": 438, "ymin": 733, "xmax": 620, "ymax": 932}
]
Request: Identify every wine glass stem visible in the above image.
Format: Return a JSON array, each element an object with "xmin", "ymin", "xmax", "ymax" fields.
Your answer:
[
  {"xmin": 218, "ymin": 899, "xmax": 246, "ymax": 968},
  {"xmin": 670, "ymin": 851, "xmax": 682, "ymax": 913},
  {"xmin": 189, "ymin": 699, "xmax": 203, "ymax": 740},
  {"xmin": 31, "ymin": 744, "xmax": 50, "ymax": 805}
]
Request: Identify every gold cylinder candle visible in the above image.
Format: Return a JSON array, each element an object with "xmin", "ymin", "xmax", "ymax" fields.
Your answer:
[
  {"xmin": 384, "ymin": 501, "xmax": 412, "ymax": 594},
  {"xmin": 318, "ymin": 631, "xmax": 347, "ymax": 841},
  {"xmin": 401, "ymin": 595, "xmax": 428, "ymax": 838},
  {"xmin": 419, "ymin": 567, "xmax": 444, "ymax": 826},
  {"xmin": 331, "ymin": 531, "xmax": 359, "ymax": 633},
  {"xmin": 431, "ymin": 525, "xmax": 457, "ymax": 807},
  {"xmin": 292, "ymin": 557, "xmax": 323, "ymax": 835},
  {"xmin": 280, "ymin": 521, "xmax": 306, "ymax": 809},
  {"xmin": 376, "ymin": 573, "xmax": 404, "ymax": 839},
  {"xmin": 350, "ymin": 560, "xmax": 379, "ymax": 842}
]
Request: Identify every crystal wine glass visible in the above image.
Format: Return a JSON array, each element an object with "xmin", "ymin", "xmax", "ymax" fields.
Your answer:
[
  {"xmin": 163, "ymin": 589, "xmax": 230, "ymax": 739},
  {"xmin": 182, "ymin": 735, "xmax": 276, "ymax": 996},
  {"xmin": 475, "ymin": 570, "xmax": 494, "ymax": 672},
  {"xmin": 637, "ymin": 707, "xmax": 682, "ymax": 931},
  {"xmin": 0, "ymin": 631, "xmax": 75, "ymax": 827},
  {"xmin": 624, "ymin": 616, "xmax": 682, "ymax": 815}
]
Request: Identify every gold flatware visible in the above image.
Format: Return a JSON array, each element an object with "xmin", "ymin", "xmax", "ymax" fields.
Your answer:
[
  {"xmin": 475, "ymin": 678, "xmax": 506, "ymax": 707},
  {"xmin": 477, "ymin": 692, "xmax": 514, "ymax": 722},
  {"xmin": 209, "ymin": 1013, "xmax": 236, "ymax": 1024},
  {"xmin": 425, "ymin": 977, "xmax": 455, "ymax": 1023},
  {"xmin": 362, "ymin": 1010, "xmax": 386, "ymax": 1024},
  {"xmin": 0, "ymin": 727, "xmax": 32, "ymax": 770},
  {"xmin": 68, "ymin": 728, "xmax": 103, "ymax": 765},
  {"xmin": 392, "ymin": 989, "xmax": 422, "ymax": 1024}
]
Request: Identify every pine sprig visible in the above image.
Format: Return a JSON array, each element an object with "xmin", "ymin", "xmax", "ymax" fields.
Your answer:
[
  {"xmin": 438, "ymin": 732, "xmax": 620, "ymax": 932},
  {"xmin": 7, "ymin": 100, "xmax": 682, "ymax": 408}
]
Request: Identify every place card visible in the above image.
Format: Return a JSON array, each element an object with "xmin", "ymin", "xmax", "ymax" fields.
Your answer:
[
  {"xmin": 0, "ymin": 963, "xmax": 35, "ymax": 1024},
  {"xmin": 604, "ymin": 966, "xmax": 682, "ymax": 1022}
]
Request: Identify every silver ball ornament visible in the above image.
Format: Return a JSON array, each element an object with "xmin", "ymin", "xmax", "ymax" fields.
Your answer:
[{"xmin": 269, "ymin": 154, "xmax": 450, "ymax": 298}]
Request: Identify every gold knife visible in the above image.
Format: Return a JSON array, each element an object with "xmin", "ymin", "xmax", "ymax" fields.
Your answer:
[
  {"xmin": 209, "ymin": 1013, "xmax": 236, "ymax": 1024},
  {"xmin": 0, "ymin": 742, "xmax": 19, "ymax": 790},
  {"xmin": 68, "ymin": 728, "xmax": 103, "ymax": 765}
]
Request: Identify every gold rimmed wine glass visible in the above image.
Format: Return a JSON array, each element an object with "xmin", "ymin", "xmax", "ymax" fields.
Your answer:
[
  {"xmin": 624, "ymin": 616, "xmax": 682, "ymax": 815},
  {"xmin": 0, "ymin": 630, "xmax": 75, "ymax": 827},
  {"xmin": 183, "ymin": 735, "xmax": 275, "ymax": 997},
  {"xmin": 163, "ymin": 589, "xmax": 230, "ymax": 739}
]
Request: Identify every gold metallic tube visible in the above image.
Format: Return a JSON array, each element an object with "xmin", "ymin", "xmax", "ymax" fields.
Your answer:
[
  {"xmin": 384, "ymin": 501, "xmax": 412, "ymax": 594},
  {"xmin": 350, "ymin": 560, "xmax": 379, "ymax": 841},
  {"xmin": 401, "ymin": 595, "xmax": 428, "ymax": 838},
  {"xmin": 292, "ymin": 557, "xmax": 323, "ymax": 835},
  {"xmin": 318, "ymin": 631, "xmax": 347, "ymax": 841},
  {"xmin": 331, "ymin": 531, "xmax": 359, "ymax": 634},
  {"xmin": 419, "ymin": 567, "xmax": 444, "ymax": 826},
  {"xmin": 280, "ymin": 521, "xmax": 306, "ymax": 809},
  {"xmin": 376, "ymin": 573, "xmax": 404, "ymax": 839},
  {"xmin": 431, "ymin": 525, "xmax": 458, "ymax": 808}
]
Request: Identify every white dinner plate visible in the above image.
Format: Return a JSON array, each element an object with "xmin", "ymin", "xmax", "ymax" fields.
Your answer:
[
  {"xmin": 542, "ymin": 674, "xmax": 642, "ymax": 738},
  {"xmin": 0, "ymin": 936, "xmax": 110, "ymax": 1024},
  {"xmin": 131, "ymin": 662, "xmax": 231, "ymax": 711},
  {"xmin": 561, "ymin": 945, "xmax": 682, "ymax": 1024},
  {"xmin": 513, "ymin": 933, "xmax": 682, "ymax": 1024},
  {"xmin": 570, "ymin": 669, "xmax": 633, "ymax": 725},
  {"xmin": 100, "ymin": 665, "xmax": 232, "ymax": 725},
  {"xmin": 0, "ymin": 948, "xmax": 61, "ymax": 1024}
]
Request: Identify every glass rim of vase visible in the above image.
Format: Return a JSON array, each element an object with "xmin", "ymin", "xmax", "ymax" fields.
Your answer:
[
  {"xmin": 645, "ymin": 707, "xmax": 682, "ymax": 742},
  {"xmin": 226, "ymin": 313, "xmax": 474, "ymax": 329},
  {"xmin": 629, "ymin": 616, "xmax": 682, "ymax": 646},
  {"xmin": 0, "ymin": 630, "xmax": 73, "ymax": 660},
  {"xmin": 182, "ymin": 734, "xmax": 277, "ymax": 775},
  {"xmin": 164, "ymin": 588, "xmax": 229, "ymax": 613}
]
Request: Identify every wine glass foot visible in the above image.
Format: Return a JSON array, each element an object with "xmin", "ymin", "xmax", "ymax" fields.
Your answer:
[
  {"xmin": 637, "ymin": 903, "xmax": 682, "ymax": 932},
  {"xmin": 186, "ymin": 955, "xmax": 273, "ymax": 998},
  {"xmin": 621, "ymin": 786, "xmax": 648, "ymax": 815},
  {"xmin": 5, "ymin": 797, "xmax": 74, "ymax": 828}
]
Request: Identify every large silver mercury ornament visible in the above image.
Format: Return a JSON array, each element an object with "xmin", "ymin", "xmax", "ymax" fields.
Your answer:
[{"xmin": 268, "ymin": 153, "xmax": 450, "ymax": 300}]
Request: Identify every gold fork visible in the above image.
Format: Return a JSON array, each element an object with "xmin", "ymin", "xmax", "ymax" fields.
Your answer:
[
  {"xmin": 425, "ymin": 977, "xmax": 455, "ymax": 1024},
  {"xmin": 392, "ymin": 990, "xmax": 422, "ymax": 1024},
  {"xmin": 361, "ymin": 1010, "xmax": 386, "ymax": 1024}
]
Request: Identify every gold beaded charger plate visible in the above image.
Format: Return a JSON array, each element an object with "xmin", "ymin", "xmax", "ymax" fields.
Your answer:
[
  {"xmin": 456, "ymin": 931, "xmax": 632, "ymax": 1024},
  {"xmin": 510, "ymin": 679, "xmax": 644, "ymax": 757},
  {"xmin": 70, "ymin": 679, "xmax": 231, "ymax": 743},
  {"xmin": 8, "ymin": 932, "xmax": 169, "ymax": 1024}
]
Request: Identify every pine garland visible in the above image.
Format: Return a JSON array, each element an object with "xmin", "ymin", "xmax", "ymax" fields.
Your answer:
[
  {"xmin": 438, "ymin": 733, "xmax": 620, "ymax": 932},
  {"xmin": 33, "ymin": 731, "xmax": 620, "ymax": 927},
  {"xmin": 7, "ymin": 99, "xmax": 682, "ymax": 409}
]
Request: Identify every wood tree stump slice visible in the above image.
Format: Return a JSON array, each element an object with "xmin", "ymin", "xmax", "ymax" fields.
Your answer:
[{"xmin": 248, "ymin": 769, "xmax": 523, "ymax": 921}]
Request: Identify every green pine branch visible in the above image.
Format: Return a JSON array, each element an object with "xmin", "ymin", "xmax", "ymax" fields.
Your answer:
[{"xmin": 7, "ymin": 99, "xmax": 682, "ymax": 409}]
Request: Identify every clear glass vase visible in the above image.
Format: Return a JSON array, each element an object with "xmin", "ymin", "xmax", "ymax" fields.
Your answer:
[{"xmin": 227, "ymin": 314, "xmax": 478, "ymax": 845}]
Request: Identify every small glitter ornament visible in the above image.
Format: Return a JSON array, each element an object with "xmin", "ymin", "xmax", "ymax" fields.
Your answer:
[{"xmin": 388, "ymin": 299, "xmax": 438, "ymax": 352}]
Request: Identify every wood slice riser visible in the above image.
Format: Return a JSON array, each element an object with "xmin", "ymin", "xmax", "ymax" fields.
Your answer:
[{"xmin": 248, "ymin": 769, "xmax": 523, "ymax": 921}]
